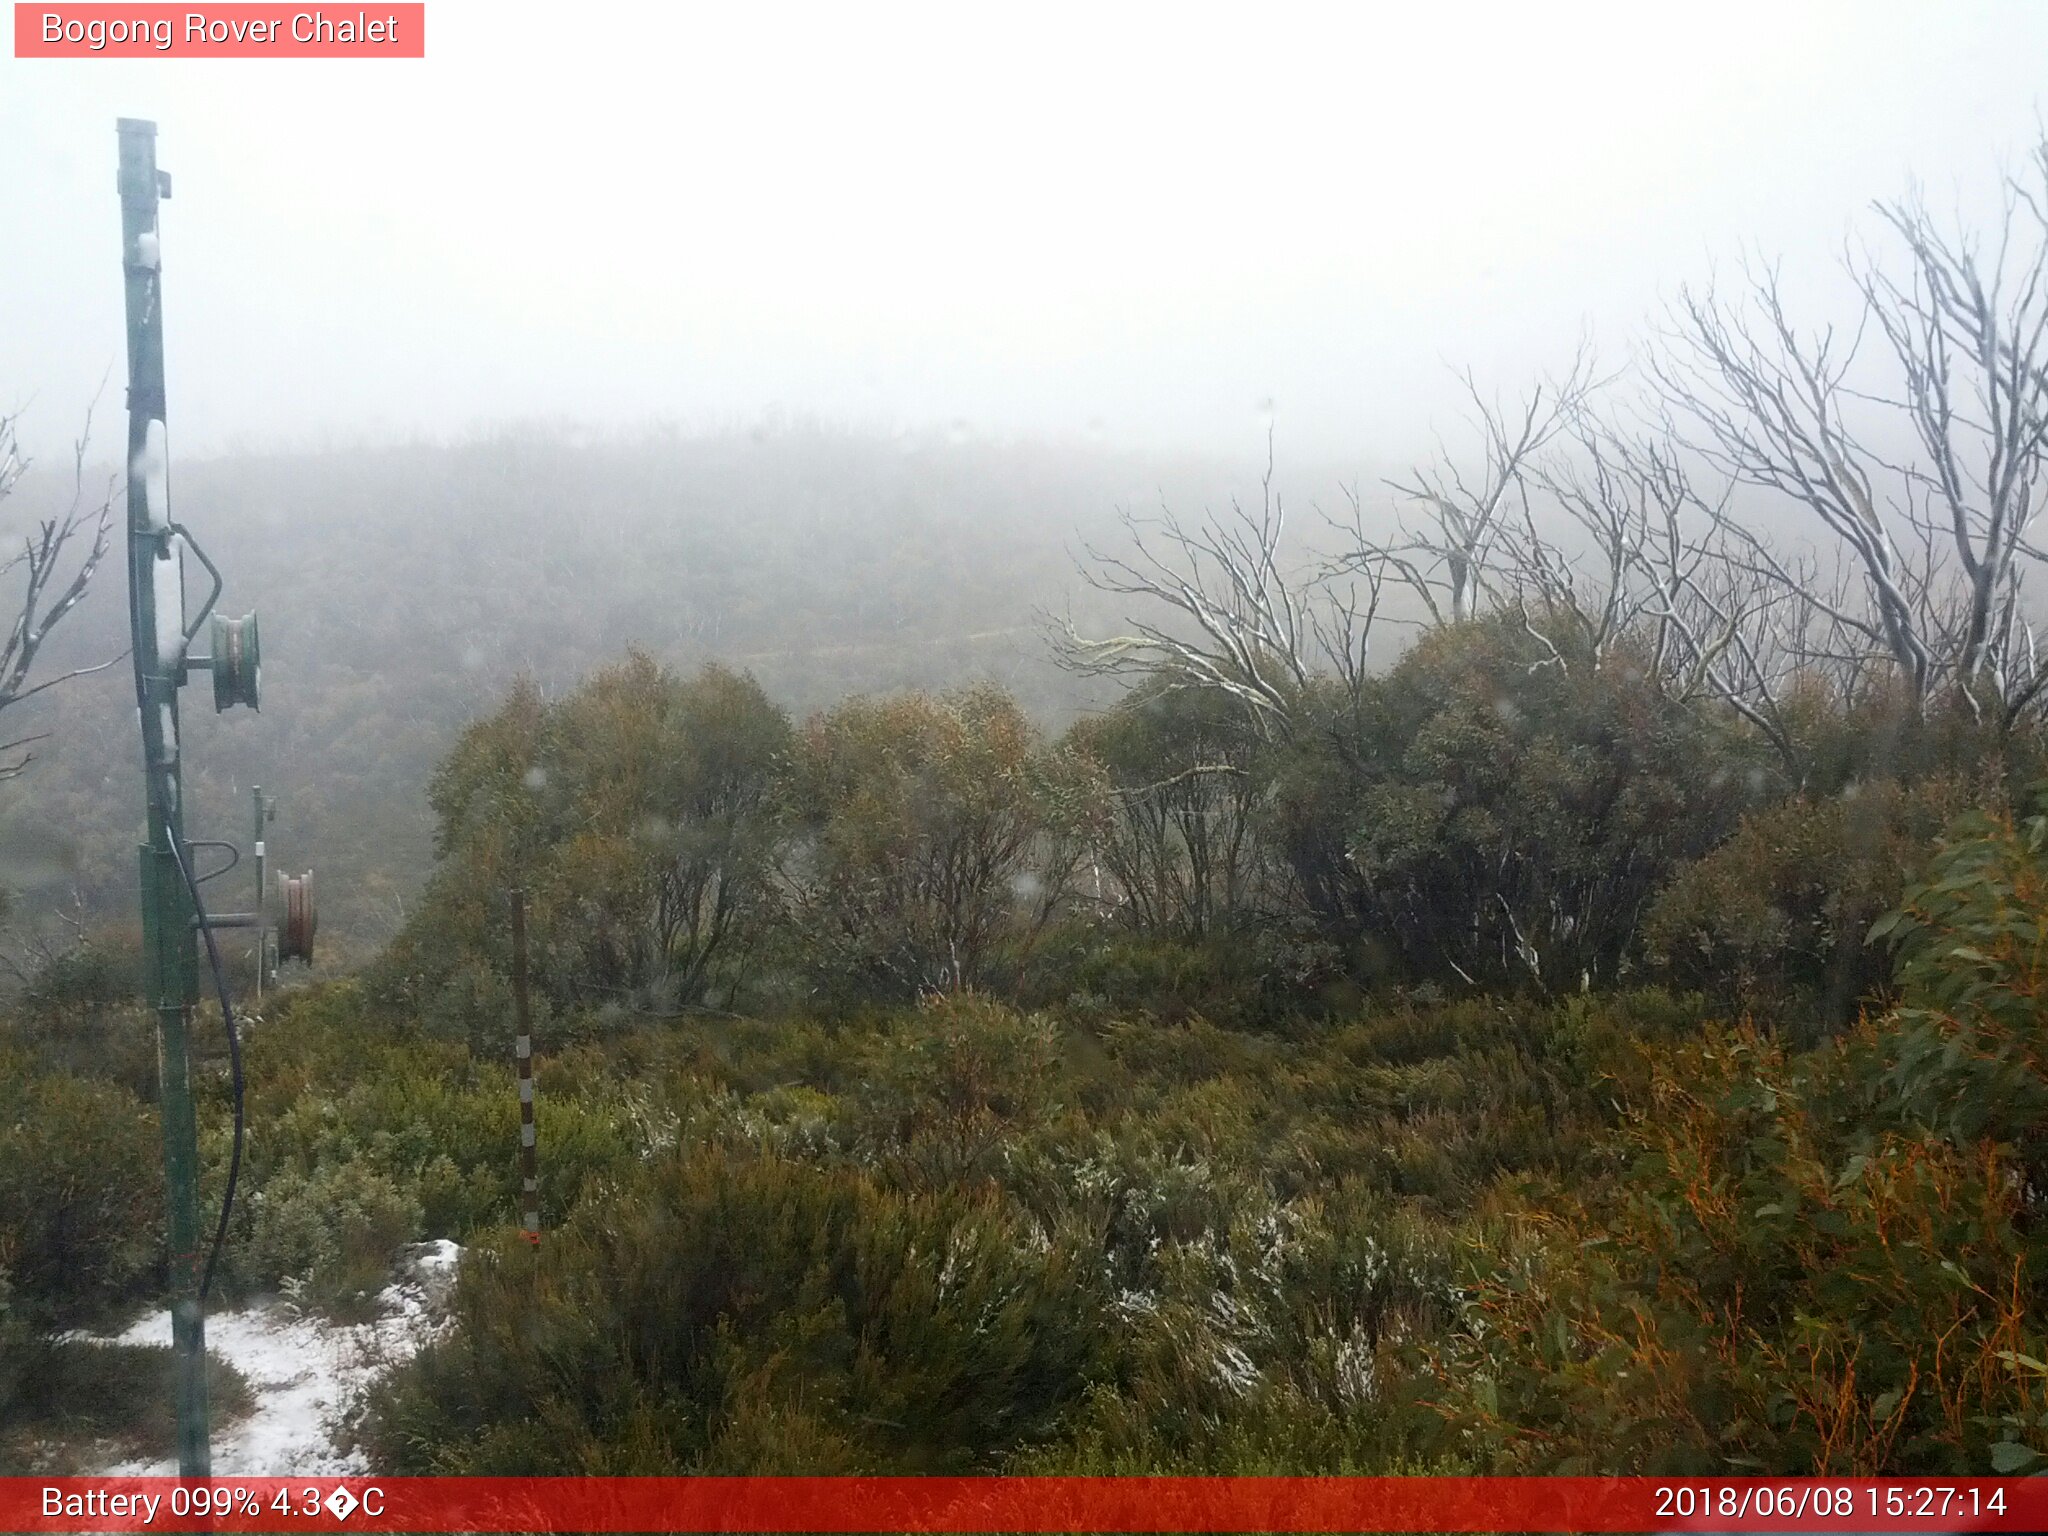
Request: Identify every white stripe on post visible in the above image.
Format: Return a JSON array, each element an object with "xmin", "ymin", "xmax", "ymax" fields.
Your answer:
[{"xmin": 511, "ymin": 888, "xmax": 541, "ymax": 1247}]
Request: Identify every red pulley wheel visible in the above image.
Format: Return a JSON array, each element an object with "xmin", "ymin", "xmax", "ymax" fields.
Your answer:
[{"xmin": 277, "ymin": 869, "xmax": 316, "ymax": 964}]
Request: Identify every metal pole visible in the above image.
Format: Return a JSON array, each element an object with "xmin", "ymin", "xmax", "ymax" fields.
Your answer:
[
  {"xmin": 510, "ymin": 891, "xmax": 539, "ymax": 1246},
  {"xmin": 251, "ymin": 786, "xmax": 270, "ymax": 1003},
  {"xmin": 119, "ymin": 116, "xmax": 210, "ymax": 1478}
]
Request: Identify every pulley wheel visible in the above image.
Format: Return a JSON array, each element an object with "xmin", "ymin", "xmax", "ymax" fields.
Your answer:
[{"xmin": 277, "ymin": 869, "xmax": 315, "ymax": 964}]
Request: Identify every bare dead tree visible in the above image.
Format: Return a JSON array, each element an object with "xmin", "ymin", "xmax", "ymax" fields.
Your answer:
[
  {"xmin": 0, "ymin": 881, "xmax": 92, "ymax": 988},
  {"xmin": 1376, "ymin": 344, "xmax": 1598, "ymax": 625},
  {"xmin": 1066, "ymin": 132, "xmax": 2048, "ymax": 787},
  {"xmin": 0, "ymin": 405, "xmax": 121, "ymax": 779},
  {"xmin": 1052, "ymin": 434, "xmax": 1382, "ymax": 743},
  {"xmin": 1857, "ymin": 140, "xmax": 2048, "ymax": 726},
  {"xmin": 1652, "ymin": 133, "xmax": 2048, "ymax": 730},
  {"xmin": 1496, "ymin": 403, "xmax": 1864, "ymax": 774},
  {"xmin": 1505, "ymin": 408, "xmax": 1698, "ymax": 674}
]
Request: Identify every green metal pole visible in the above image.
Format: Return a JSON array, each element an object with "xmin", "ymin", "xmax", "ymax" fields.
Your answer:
[{"xmin": 118, "ymin": 116, "xmax": 210, "ymax": 1479}]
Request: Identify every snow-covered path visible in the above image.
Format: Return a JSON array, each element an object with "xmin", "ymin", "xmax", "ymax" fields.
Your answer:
[{"xmin": 88, "ymin": 1240, "xmax": 459, "ymax": 1476}]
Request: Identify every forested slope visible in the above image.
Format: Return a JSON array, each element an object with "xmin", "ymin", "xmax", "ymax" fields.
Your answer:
[{"xmin": 0, "ymin": 424, "xmax": 1280, "ymax": 953}]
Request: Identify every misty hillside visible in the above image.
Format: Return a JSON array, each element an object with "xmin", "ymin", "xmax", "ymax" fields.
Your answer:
[
  {"xmin": 18, "ymin": 6, "xmax": 2048, "ymax": 1490},
  {"xmin": 0, "ymin": 423, "xmax": 1324, "ymax": 953}
]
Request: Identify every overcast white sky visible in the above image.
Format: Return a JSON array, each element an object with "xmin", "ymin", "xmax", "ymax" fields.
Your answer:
[{"xmin": 2, "ymin": 1, "xmax": 2045, "ymax": 467}]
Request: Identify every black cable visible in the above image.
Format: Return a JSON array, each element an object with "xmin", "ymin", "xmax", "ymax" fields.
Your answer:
[
  {"xmin": 186, "ymin": 839, "xmax": 241, "ymax": 885},
  {"xmin": 163, "ymin": 830, "xmax": 244, "ymax": 1304}
]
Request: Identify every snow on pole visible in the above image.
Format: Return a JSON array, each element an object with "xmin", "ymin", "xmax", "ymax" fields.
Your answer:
[{"xmin": 511, "ymin": 889, "xmax": 540, "ymax": 1246}]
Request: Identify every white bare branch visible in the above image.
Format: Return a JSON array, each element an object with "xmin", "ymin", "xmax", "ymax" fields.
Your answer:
[{"xmin": 0, "ymin": 399, "xmax": 121, "ymax": 774}]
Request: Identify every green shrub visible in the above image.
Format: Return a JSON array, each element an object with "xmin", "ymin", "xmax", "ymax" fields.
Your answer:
[
  {"xmin": 1269, "ymin": 620, "xmax": 1759, "ymax": 987},
  {"xmin": 0, "ymin": 1058, "xmax": 162, "ymax": 1328},
  {"xmin": 1646, "ymin": 776, "xmax": 1974, "ymax": 1023},
  {"xmin": 1431, "ymin": 811, "xmax": 2048, "ymax": 1474},
  {"xmin": 0, "ymin": 996, "xmax": 159, "ymax": 1104},
  {"xmin": 1016, "ymin": 1177, "xmax": 1460, "ymax": 1475},
  {"xmin": 377, "ymin": 656, "xmax": 791, "ymax": 1033},
  {"xmin": 1870, "ymin": 790, "xmax": 2048, "ymax": 1186},
  {"xmin": 17, "ymin": 937, "xmax": 142, "ymax": 1018},
  {"xmin": 846, "ymin": 995, "xmax": 1062, "ymax": 1184},
  {"xmin": 0, "ymin": 1334, "xmax": 254, "ymax": 1473},
  {"xmin": 1434, "ymin": 1024, "xmax": 2048, "ymax": 1474},
  {"xmin": 225, "ymin": 986, "xmax": 643, "ymax": 1243},
  {"xmin": 239, "ymin": 1162, "xmax": 422, "ymax": 1315},
  {"xmin": 781, "ymin": 686, "xmax": 1101, "ymax": 1000},
  {"xmin": 1047, "ymin": 933, "xmax": 1254, "ymax": 1026},
  {"xmin": 363, "ymin": 1149, "xmax": 1112, "ymax": 1473},
  {"xmin": 1061, "ymin": 682, "xmax": 1270, "ymax": 939}
]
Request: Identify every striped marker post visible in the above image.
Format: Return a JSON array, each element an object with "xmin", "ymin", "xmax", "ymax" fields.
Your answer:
[{"xmin": 510, "ymin": 889, "xmax": 539, "ymax": 1246}]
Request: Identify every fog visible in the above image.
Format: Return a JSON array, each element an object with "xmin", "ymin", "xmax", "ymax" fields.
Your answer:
[
  {"xmin": 11, "ymin": 9, "xmax": 2048, "ymax": 1483},
  {"xmin": 7, "ymin": 2, "xmax": 2048, "ymax": 952},
  {"xmin": 4, "ymin": 1, "xmax": 2046, "ymax": 464}
]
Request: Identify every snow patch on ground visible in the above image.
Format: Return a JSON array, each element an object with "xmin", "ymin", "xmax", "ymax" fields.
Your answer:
[{"xmin": 88, "ymin": 1240, "xmax": 460, "ymax": 1476}]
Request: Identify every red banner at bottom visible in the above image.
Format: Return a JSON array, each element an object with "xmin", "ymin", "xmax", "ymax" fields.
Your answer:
[{"xmin": 7, "ymin": 1476, "xmax": 2042, "ymax": 1532}]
